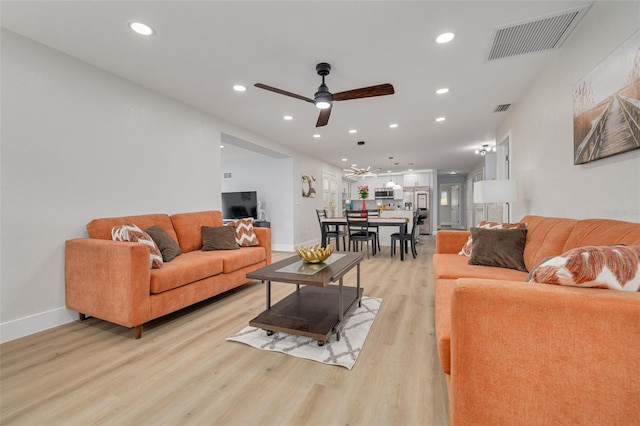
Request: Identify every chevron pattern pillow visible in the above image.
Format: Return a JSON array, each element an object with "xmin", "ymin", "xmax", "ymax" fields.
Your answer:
[
  {"xmin": 225, "ymin": 218, "xmax": 260, "ymax": 247},
  {"xmin": 528, "ymin": 245, "xmax": 640, "ymax": 291},
  {"xmin": 111, "ymin": 223, "xmax": 163, "ymax": 269}
]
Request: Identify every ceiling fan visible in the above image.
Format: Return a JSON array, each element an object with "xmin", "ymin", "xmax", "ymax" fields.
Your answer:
[
  {"xmin": 254, "ymin": 63, "xmax": 395, "ymax": 127},
  {"xmin": 343, "ymin": 165, "xmax": 382, "ymax": 179}
]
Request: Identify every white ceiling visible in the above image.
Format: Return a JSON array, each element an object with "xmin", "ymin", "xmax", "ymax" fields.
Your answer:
[{"xmin": 1, "ymin": 1, "xmax": 592, "ymax": 176}]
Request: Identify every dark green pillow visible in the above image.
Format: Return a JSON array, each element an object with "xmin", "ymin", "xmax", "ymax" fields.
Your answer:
[
  {"xmin": 145, "ymin": 225, "xmax": 182, "ymax": 262},
  {"xmin": 468, "ymin": 227, "xmax": 527, "ymax": 272},
  {"xmin": 201, "ymin": 226, "xmax": 240, "ymax": 251}
]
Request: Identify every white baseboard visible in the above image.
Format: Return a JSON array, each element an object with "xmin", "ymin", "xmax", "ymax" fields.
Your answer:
[
  {"xmin": 272, "ymin": 243, "xmax": 294, "ymax": 252},
  {"xmin": 1, "ymin": 307, "xmax": 76, "ymax": 344},
  {"xmin": 272, "ymin": 239, "xmax": 322, "ymax": 253}
]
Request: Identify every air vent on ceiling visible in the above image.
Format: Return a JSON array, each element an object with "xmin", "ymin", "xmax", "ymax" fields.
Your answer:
[
  {"xmin": 488, "ymin": 6, "xmax": 589, "ymax": 61},
  {"xmin": 223, "ymin": 172, "xmax": 232, "ymax": 179},
  {"xmin": 494, "ymin": 104, "xmax": 511, "ymax": 112}
]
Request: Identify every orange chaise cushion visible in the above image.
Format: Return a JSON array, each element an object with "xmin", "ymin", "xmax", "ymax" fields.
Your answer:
[
  {"xmin": 563, "ymin": 218, "xmax": 640, "ymax": 249},
  {"xmin": 171, "ymin": 211, "xmax": 223, "ymax": 253},
  {"xmin": 520, "ymin": 215, "xmax": 578, "ymax": 271},
  {"xmin": 435, "ymin": 279, "xmax": 456, "ymax": 374},
  {"xmin": 196, "ymin": 246, "xmax": 267, "ymax": 274},
  {"xmin": 149, "ymin": 251, "xmax": 224, "ymax": 294},
  {"xmin": 433, "ymin": 254, "xmax": 528, "ymax": 281},
  {"xmin": 87, "ymin": 213, "xmax": 177, "ymax": 242}
]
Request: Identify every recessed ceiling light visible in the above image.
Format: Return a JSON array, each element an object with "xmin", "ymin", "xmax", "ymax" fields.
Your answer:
[
  {"xmin": 233, "ymin": 85, "xmax": 246, "ymax": 92},
  {"xmin": 389, "ymin": 123, "xmax": 399, "ymax": 128},
  {"xmin": 351, "ymin": 164, "xmax": 358, "ymax": 167},
  {"xmin": 283, "ymin": 115, "xmax": 293, "ymax": 120},
  {"xmin": 387, "ymin": 170, "xmax": 392, "ymax": 173},
  {"xmin": 313, "ymin": 134, "xmax": 321, "ymax": 138},
  {"xmin": 436, "ymin": 88, "xmax": 449, "ymax": 95},
  {"xmin": 408, "ymin": 169, "xmax": 413, "ymax": 172},
  {"xmin": 220, "ymin": 145, "xmax": 224, "ymax": 148},
  {"xmin": 435, "ymin": 117, "xmax": 446, "ymax": 122},
  {"xmin": 349, "ymin": 129, "xmax": 357, "ymax": 134},
  {"xmin": 436, "ymin": 32, "xmax": 455, "ymax": 44},
  {"xmin": 342, "ymin": 158, "xmax": 348, "ymax": 162},
  {"xmin": 129, "ymin": 21, "xmax": 155, "ymax": 36}
]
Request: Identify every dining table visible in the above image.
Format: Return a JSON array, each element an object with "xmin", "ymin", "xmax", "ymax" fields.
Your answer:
[{"xmin": 320, "ymin": 216, "xmax": 409, "ymax": 250}]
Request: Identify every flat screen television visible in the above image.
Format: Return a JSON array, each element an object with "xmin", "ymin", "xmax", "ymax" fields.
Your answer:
[{"xmin": 221, "ymin": 191, "xmax": 258, "ymax": 220}]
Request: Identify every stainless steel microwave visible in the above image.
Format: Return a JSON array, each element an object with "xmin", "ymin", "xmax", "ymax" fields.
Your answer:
[{"xmin": 374, "ymin": 188, "xmax": 394, "ymax": 199}]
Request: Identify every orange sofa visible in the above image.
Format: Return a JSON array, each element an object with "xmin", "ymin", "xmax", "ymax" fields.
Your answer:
[
  {"xmin": 433, "ymin": 215, "xmax": 640, "ymax": 425},
  {"xmin": 65, "ymin": 210, "xmax": 271, "ymax": 338}
]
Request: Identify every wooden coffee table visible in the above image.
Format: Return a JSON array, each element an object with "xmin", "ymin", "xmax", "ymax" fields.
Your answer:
[{"xmin": 246, "ymin": 252, "xmax": 364, "ymax": 345}]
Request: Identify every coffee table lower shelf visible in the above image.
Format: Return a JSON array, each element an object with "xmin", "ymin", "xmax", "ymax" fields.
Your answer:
[{"xmin": 249, "ymin": 284, "xmax": 363, "ymax": 345}]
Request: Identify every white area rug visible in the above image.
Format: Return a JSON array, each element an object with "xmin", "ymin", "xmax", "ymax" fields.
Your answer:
[{"xmin": 227, "ymin": 296, "xmax": 381, "ymax": 370}]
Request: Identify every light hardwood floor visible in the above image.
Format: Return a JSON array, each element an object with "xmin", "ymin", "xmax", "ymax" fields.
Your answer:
[{"xmin": 1, "ymin": 236, "xmax": 449, "ymax": 425}]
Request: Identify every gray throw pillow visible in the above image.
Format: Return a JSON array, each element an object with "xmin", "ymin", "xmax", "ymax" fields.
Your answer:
[
  {"xmin": 201, "ymin": 226, "xmax": 240, "ymax": 251},
  {"xmin": 468, "ymin": 227, "xmax": 528, "ymax": 272},
  {"xmin": 145, "ymin": 225, "xmax": 182, "ymax": 262}
]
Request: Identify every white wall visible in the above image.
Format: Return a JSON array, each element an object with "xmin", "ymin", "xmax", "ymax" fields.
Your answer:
[
  {"xmin": 0, "ymin": 29, "xmax": 227, "ymax": 341},
  {"xmin": 294, "ymin": 157, "xmax": 345, "ymax": 247},
  {"xmin": 221, "ymin": 155, "xmax": 294, "ymax": 250},
  {"xmin": 498, "ymin": 2, "xmax": 640, "ymax": 222},
  {"xmin": 1, "ymin": 29, "xmax": 350, "ymax": 342}
]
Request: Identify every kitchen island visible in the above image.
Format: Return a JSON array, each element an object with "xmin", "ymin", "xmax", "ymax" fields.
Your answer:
[{"xmin": 377, "ymin": 210, "xmax": 414, "ymax": 246}]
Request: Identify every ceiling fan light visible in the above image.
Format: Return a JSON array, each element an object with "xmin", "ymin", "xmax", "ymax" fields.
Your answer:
[{"xmin": 314, "ymin": 85, "xmax": 333, "ymax": 110}]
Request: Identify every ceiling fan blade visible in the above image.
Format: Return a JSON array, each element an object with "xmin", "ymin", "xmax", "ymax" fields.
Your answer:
[
  {"xmin": 316, "ymin": 107, "xmax": 332, "ymax": 127},
  {"xmin": 254, "ymin": 83, "xmax": 314, "ymax": 103},
  {"xmin": 333, "ymin": 84, "xmax": 395, "ymax": 101}
]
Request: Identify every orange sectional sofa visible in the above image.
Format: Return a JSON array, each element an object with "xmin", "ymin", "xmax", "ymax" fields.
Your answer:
[
  {"xmin": 433, "ymin": 215, "xmax": 640, "ymax": 425},
  {"xmin": 65, "ymin": 210, "xmax": 271, "ymax": 338}
]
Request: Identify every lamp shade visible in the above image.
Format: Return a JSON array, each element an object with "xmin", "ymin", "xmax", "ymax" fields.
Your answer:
[{"xmin": 473, "ymin": 180, "xmax": 517, "ymax": 203}]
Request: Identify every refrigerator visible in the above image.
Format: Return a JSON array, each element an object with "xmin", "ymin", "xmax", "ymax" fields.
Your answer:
[{"xmin": 403, "ymin": 186, "xmax": 430, "ymax": 234}]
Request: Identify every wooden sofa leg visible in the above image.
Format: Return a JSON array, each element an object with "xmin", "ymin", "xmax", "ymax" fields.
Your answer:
[
  {"xmin": 79, "ymin": 313, "xmax": 86, "ymax": 321},
  {"xmin": 134, "ymin": 325, "xmax": 142, "ymax": 339}
]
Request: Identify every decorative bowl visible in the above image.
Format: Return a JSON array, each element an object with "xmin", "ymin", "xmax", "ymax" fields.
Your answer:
[{"xmin": 296, "ymin": 244, "xmax": 334, "ymax": 263}]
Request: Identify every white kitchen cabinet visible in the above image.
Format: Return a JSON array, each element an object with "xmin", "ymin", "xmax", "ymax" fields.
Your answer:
[{"xmin": 403, "ymin": 172, "xmax": 432, "ymax": 187}]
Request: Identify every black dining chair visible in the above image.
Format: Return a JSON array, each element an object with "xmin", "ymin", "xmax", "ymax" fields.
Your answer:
[
  {"xmin": 367, "ymin": 209, "xmax": 381, "ymax": 252},
  {"xmin": 316, "ymin": 209, "xmax": 346, "ymax": 250},
  {"xmin": 390, "ymin": 210, "xmax": 419, "ymax": 260},
  {"xmin": 346, "ymin": 210, "xmax": 377, "ymax": 258}
]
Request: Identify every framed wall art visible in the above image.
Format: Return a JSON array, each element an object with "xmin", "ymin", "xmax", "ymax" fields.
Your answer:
[
  {"xmin": 302, "ymin": 175, "xmax": 316, "ymax": 198},
  {"xmin": 573, "ymin": 30, "xmax": 640, "ymax": 165}
]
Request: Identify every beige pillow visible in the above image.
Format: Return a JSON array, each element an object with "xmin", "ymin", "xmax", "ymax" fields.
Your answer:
[
  {"xmin": 201, "ymin": 226, "xmax": 240, "ymax": 251},
  {"xmin": 468, "ymin": 227, "xmax": 528, "ymax": 272}
]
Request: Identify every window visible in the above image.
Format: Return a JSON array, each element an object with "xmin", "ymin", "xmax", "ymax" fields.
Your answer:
[{"xmin": 440, "ymin": 190, "xmax": 449, "ymax": 206}]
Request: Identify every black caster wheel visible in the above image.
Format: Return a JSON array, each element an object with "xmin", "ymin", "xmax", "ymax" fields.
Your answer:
[
  {"xmin": 266, "ymin": 330, "xmax": 274, "ymax": 336},
  {"xmin": 317, "ymin": 340, "xmax": 325, "ymax": 346}
]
